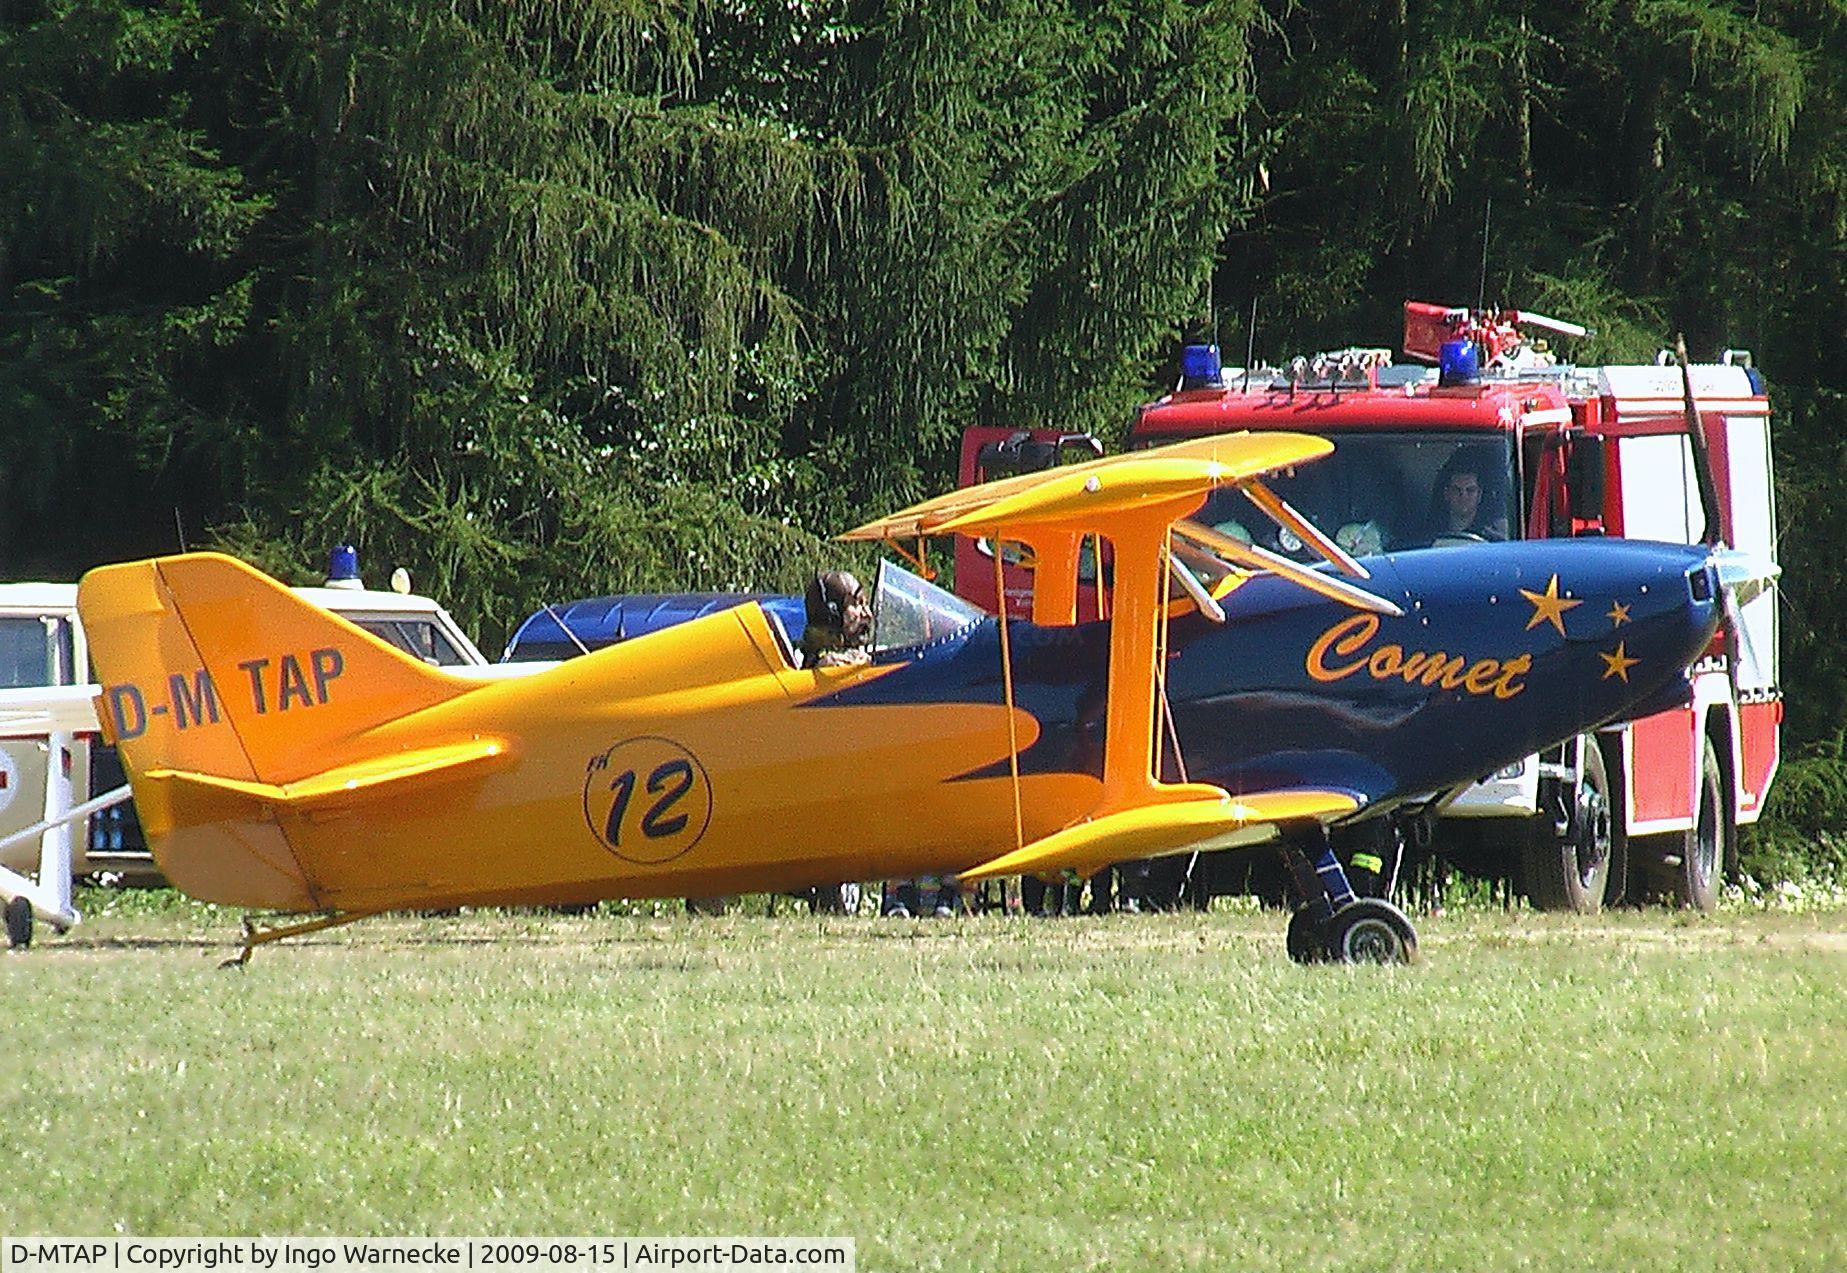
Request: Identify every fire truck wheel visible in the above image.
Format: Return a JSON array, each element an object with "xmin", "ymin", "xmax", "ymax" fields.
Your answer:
[
  {"xmin": 1524, "ymin": 736, "xmax": 1615, "ymax": 914},
  {"xmin": 684, "ymin": 895, "xmax": 735, "ymax": 917},
  {"xmin": 1672, "ymin": 739, "xmax": 1726, "ymax": 912},
  {"xmin": 1321, "ymin": 899, "xmax": 1419, "ymax": 965},
  {"xmin": 4, "ymin": 895, "xmax": 31, "ymax": 950}
]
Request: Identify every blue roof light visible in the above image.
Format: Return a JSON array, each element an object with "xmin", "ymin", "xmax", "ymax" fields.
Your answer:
[
  {"xmin": 1181, "ymin": 343, "xmax": 1224, "ymax": 389},
  {"xmin": 328, "ymin": 544, "xmax": 360, "ymax": 583},
  {"xmin": 1438, "ymin": 338, "xmax": 1481, "ymax": 387}
]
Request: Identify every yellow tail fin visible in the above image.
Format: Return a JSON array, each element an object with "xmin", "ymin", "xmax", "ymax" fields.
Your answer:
[
  {"xmin": 76, "ymin": 553, "xmax": 495, "ymax": 910},
  {"xmin": 78, "ymin": 553, "xmax": 472, "ymax": 788}
]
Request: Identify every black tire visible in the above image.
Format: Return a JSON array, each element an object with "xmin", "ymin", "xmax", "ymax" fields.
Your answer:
[
  {"xmin": 4, "ymin": 895, "xmax": 32, "ymax": 950},
  {"xmin": 1285, "ymin": 907, "xmax": 1324, "ymax": 964},
  {"xmin": 684, "ymin": 895, "xmax": 735, "ymax": 916},
  {"xmin": 1321, "ymin": 898, "xmax": 1419, "ymax": 965},
  {"xmin": 1672, "ymin": 738, "xmax": 1726, "ymax": 912},
  {"xmin": 1524, "ymin": 736, "xmax": 1616, "ymax": 914}
]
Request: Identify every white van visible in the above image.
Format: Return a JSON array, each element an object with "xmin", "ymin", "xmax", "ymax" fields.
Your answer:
[{"xmin": 0, "ymin": 577, "xmax": 491, "ymax": 886}]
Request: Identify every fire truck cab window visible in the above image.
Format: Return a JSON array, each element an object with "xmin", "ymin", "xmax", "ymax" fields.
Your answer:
[{"xmin": 1175, "ymin": 432, "xmax": 1518, "ymax": 560}]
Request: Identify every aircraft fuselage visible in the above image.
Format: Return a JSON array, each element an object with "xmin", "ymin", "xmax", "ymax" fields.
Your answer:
[{"xmin": 214, "ymin": 538, "xmax": 1721, "ymax": 913}]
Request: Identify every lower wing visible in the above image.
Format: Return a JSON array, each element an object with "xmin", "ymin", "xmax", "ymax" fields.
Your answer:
[{"xmin": 957, "ymin": 788, "xmax": 1362, "ymax": 883}]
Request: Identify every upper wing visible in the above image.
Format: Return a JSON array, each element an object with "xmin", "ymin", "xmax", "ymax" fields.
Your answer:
[
  {"xmin": 841, "ymin": 432, "xmax": 1332, "ymax": 542},
  {"xmin": 842, "ymin": 431, "xmax": 1400, "ymax": 616}
]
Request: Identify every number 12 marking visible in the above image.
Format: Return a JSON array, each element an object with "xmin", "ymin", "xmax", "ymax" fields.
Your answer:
[
  {"xmin": 582, "ymin": 737, "xmax": 712, "ymax": 865},
  {"xmin": 603, "ymin": 759, "xmax": 694, "ymax": 846}
]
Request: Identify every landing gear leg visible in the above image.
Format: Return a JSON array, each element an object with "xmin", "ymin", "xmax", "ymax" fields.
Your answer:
[{"xmin": 1283, "ymin": 829, "xmax": 1419, "ymax": 965}]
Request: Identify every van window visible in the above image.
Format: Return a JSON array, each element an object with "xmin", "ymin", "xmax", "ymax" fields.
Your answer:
[
  {"xmin": 0, "ymin": 617, "xmax": 52, "ymax": 688},
  {"xmin": 352, "ymin": 618, "xmax": 467, "ymax": 666}
]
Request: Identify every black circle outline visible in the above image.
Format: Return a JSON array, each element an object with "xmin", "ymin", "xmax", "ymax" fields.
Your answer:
[{"xmin": 581, "ymin": 736, "xmax": 714, "ymax": 865}]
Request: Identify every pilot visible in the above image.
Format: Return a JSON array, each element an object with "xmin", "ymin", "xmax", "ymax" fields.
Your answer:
[
  {"xmin": 1427, "ymin": 452, "xmax": 1508, "ymax": 542},
  {"xmin": 799, "ymin": 570, "xmax": 872, "ymax": 668}
]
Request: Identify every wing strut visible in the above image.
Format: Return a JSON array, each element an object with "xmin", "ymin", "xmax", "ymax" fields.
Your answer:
[
  {"xmin": 994, "ymin": 544, "xmax": 1026, "ymax": 857},
  {"xmin": 1153, "ymin": 552, "xmax": 1208, "ymax": 900}
]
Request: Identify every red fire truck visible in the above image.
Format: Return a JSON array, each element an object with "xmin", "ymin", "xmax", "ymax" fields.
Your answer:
[{"xmin": 957, "ymin": 303, "xmax": 1779, "ymax": 912}]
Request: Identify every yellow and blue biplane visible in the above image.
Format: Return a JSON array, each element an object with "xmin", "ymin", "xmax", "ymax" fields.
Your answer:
[{"xmin": 74, "ymin": 434, "xmax": 1725, "ymax": 963}]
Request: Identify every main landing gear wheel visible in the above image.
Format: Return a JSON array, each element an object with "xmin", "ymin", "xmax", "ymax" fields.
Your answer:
[
  {"xmin": 1286, "ymin": 906, "xmax": 1326, "ymax": 964},
  {"xmin": 1324, "ymin": 898, "xmax": 1419, "ymax": 964},
  {"xmin": 1288, "ymin": 899, "xmax": 1419, "ymax": 965},
  {"xmin": 5, "ymin": 895, "xmax": 33, "ymax": 950}
]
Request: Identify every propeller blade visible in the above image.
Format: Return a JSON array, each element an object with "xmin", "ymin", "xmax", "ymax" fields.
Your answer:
[
  {"xmin": 1710, "ymin": 547, "xmax": 1781, "ymax": 608},
  {"xmin": 1675, "ymin": 334, "xmax": 1724, "ymax": 546},
  {"xmin": 1710, "ymin": 547, "xmax": 1778, "ymax": 675}
]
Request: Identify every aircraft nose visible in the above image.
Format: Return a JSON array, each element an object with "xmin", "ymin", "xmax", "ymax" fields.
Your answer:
[{"xmin": 1607, "ymin": 543, "xmax": 1723, "ymax": 678}]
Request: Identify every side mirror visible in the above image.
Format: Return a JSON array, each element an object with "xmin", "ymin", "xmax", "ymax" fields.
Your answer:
[{"xmin": 1567, "ymin": 435, "xmax": 1606, "ymax": 521}]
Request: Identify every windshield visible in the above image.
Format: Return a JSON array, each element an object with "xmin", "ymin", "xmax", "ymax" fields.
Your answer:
[
  {"xmin": 1168, "ymin": 431, "xmax": 1519, "ymax": 560},
  {"xmin": 872, "ymin": 560, "xmax": 986, "ymax": 654}
]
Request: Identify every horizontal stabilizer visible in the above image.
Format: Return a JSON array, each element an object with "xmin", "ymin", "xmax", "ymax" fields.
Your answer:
[
  {"xmin": 958, "ymin": 788, "xmax": 1361, "ymax": 883},
  {"xmin": 146, "ymin": 737, "xmax": 509, "ymax": 810}
]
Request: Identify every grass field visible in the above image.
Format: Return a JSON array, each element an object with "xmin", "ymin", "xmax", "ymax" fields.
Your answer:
[{"xmin": 4, "ymin": 892, "xmax": 1844, "ymax": 1271}]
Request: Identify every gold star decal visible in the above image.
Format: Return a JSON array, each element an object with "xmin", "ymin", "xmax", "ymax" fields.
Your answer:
[
  {"xmin": 1607, "ymin": 600, "xmax": 1631, "ymax": 628},
  {"xmin": 1520, "ymin": 574, "xmax": 1583, "ymax": 636},
  {"xmin": 1599, "ymin": 642, "xmax": 1639, "ymax": 682}
]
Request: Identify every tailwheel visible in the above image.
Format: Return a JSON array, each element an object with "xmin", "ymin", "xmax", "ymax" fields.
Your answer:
[{"xmin": 1322, "ymin": 898, "xmax": 1419, "ymax": 965}]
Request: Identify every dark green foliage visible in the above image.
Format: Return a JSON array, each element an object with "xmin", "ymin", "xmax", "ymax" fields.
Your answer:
[
  {"xmin": 4, "ymin": 0, "xmax": 1847, "ymax": 867},
  {"xmin": 1742, "ymin": 732, "xmax": 1847, "ymax": 887},
  {"xmin": 1769, "ymin": 390, "xmax": 1847, "ymax": 747}
]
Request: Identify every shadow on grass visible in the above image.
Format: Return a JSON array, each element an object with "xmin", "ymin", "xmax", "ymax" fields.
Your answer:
[{"xmin": 13, "ymin": 934, "xmax": 227, "ymax": 953}]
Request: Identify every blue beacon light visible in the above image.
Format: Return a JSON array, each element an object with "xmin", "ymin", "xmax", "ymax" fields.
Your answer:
[
  {"xmin": 328, "ymin": 544, "xmax": 361, "ymax": 584},
  {"xmin": 1181, "ymin": 343, "xmax": 1224, "ymax": 390},
  {"xmin": 1438, "ymin": 338, "xmax": 1481, "ymax": 387}
]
